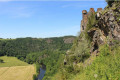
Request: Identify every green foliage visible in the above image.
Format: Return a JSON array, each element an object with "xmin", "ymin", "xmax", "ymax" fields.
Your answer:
[
  {"xmin": 69, "ymin": 43, "xmax": 120, "ymax": 80},
  {"xmin": 106, "ymin": 0, "xmax": 120, "ymax": 7},
  {"xmin": 71, "ymin": 37, "xmax": 79, "ymax": 52},
  {"xmin": 59, "ymin": 35, "xmax": 91, "ymax": 80},
  {"xmin": 33, "ymin": 74, "xmax": 37, "ymax": 80},
  {"xmin": 25, "ymin": 49, "xmax": 65, "ymax": 79},
  {"xmin": 26, "ymin": 53, "xmax": 39, "ymax": 64},
  {"xmin": 69, "ymin": 39, "xmax": 90, "ymax": 64},
  {"xmin": 99, "ymin": 44, "xmax": 110, "ymax": 56},
  {"xmin": 38, "ymin": 51, "xmax": 65, "ymax": 80},
  {"xmin": 85, "ymin": 13, "xmax": 97, "ymax": 42},
  {"xmin": 66, "ymin": 65, "xmax": 74, "ymax": 73},
  {"xmin": 36, "ymin": 63, "xmax": 40, "ymax": 76},
  {"xmin": 0, "ymin": 36, "xmax": 75, "ymax": 61},
  {"xmin": 106, "ymin": 0, "xmax": 114, "ymax": 6},
  {"xmin": 0, "ymin": 56, "xmax": 29, "ymax": 67},
  {"xmin": 0, "ymin": 59, "xmax": 3, "ymax": 63}
]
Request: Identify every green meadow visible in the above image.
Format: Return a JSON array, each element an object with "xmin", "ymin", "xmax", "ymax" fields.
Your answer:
[{"xmin": 0, "ymin": 56, "xmax": 29, "ymax": 67}]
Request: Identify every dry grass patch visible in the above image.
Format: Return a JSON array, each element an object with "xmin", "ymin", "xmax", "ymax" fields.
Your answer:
[{"xmin": 0, "ymin": 65, "xmax": 35, "ymax": 80}]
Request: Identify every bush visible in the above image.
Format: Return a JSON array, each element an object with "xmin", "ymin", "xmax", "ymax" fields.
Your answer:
[
  {"xmin": 85, "ymin": 13, "xmax": 97, "ymax": 42},
  {"xmin": 66, "ymin": 65, "xmax": 74, "ymax": 73},
  {"xmin": 0, "ymin": 59, "xmax": 3, "ymax": 63},
  {"xmin": 106, "ymin": 0, "xmax": 120, "ymax": 7},
  {"xmin": 36, "ymin": 63, "xmax": 40, "ymax": 75},
  {"xmin": 106, "ymin": 0, "xmax": 114, "ymax": 6},
  {"xmin": 99, "ymin": 44, "xmax": 110, "ymax": 56},
  {"xmin": 33, "ymin": 74, "xmax": 37, "ymax": 80}
]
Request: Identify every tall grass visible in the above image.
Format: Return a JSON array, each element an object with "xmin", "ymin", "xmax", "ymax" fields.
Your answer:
[{"xmin": 73, "ymin": 43, "xmax": 120, "ymax": 80}]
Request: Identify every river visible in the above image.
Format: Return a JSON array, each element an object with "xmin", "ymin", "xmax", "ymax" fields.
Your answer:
[{"xmin": 38, "ymin": 67, "xmax": 46, "ymax": 80}]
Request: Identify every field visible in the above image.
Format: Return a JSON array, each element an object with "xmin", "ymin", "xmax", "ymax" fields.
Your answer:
[
  {"xmin": 0, "ymin": 56, "xmax": 36, "ymax": 80},
  {"xmin": 0, "ymin": 56, "xmax": 29, "ymax": 67}
]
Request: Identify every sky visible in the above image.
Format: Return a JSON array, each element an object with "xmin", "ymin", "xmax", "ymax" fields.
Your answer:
[{"xmin": 0, "ymin": 0, "xmax": 107, "ymax": 39}]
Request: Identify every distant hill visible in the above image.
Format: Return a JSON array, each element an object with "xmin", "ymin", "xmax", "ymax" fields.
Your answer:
[{"xmin": 0, "ymin": 36, "xmax": 76, "ymax": 61}]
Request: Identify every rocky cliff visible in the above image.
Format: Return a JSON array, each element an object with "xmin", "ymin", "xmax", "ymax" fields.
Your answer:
[
  {"xmin": 79, "ymin": 2, "xmax": 120, "ymax": 56},
  {"xmin": 88, "ymin": 3, "xmax": 120, "ymax": 55}
]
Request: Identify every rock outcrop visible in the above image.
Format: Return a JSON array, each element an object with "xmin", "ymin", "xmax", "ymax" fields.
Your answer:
[
  {"xmin": 80, "ymin": 3, "xmax": 120, "ymax": 54},
  {"xmin": 87, "ymin": 3, "xmax": 120, "ymax": 54}
]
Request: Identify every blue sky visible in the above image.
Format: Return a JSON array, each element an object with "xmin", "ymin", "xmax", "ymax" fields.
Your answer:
[{"xmin": 0, "ymin": 1, "xmax": 107, "ymax": 38}]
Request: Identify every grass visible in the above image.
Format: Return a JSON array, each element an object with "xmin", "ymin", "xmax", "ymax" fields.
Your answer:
[
  {"xmin": 0, "ymin": 56, "xmax": 36, "ymax": 80},
  {"xmin": 0, "ymin": 66, "xmax": 35, "ymax": 80},
  {"xmin": 71, "ymin": 44, "xmax": 120, "ymax": 80},
  {"xmin": 51, "ymin": 44, "xmax": 120, "ymax": 80},
  {"xmin": 0, "ymin": 56, "xmax": 29, "ymax": 67}
]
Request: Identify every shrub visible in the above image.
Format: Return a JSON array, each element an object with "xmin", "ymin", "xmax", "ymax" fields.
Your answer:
[
  {"xmin": 106, "ymin": 0, "xmax": 114, "ymax": 6},
  {"xmin": 33, "ymin": 74, "xmax": 37, "ymax": 80},
  {"xmin": 0, "ymin": 59, "xmax": 3, "ymax": 63},
  {"xmin": 73, "ymin": 64, "xmax": 83, "ymax": 74},
  {"xmin": 106, "ymin": 0, "xmax": 120, "ymax": 7},
  {"xmin": 85, "ymin": 13, "xmax": 97, "ymax": 42},
  {"xmin": 66, "ymin": 65, "xmax": 74, "ymax": 73},
  {"xmin": 36, "ymin": 63, "xmax": 40, "ymax": 75},
  {"xmin": 99, "ymin": 44, "xmax": 110, "ymax": 56}
]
